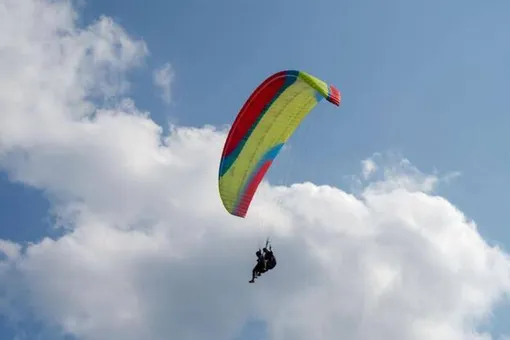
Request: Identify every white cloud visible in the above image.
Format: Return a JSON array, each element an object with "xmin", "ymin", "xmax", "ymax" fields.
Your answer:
[
  {"xmin": 0, "ymin": 1, "xmax": 509, "ymax": 340},
  {"xmin": 362, "ymin": 157, "xmax": 377, "ymax": 180},
  {"xmin": 0, "ymin": 240, "xmax": 21, "ymax": 260},
  {"xmin": 153, "ymin": 62, "xmax": 174, "ymax": 104}
]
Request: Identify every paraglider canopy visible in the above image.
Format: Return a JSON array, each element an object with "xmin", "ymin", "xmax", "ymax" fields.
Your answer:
[{"xmin": 218, "ymin": 70, "xmax": 341, "ymax": 218}]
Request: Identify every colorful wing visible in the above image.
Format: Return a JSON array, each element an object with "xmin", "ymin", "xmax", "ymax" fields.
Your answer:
[{"xmin": 218, "ymin": 70, "xmax": 341, "ymax": 218}]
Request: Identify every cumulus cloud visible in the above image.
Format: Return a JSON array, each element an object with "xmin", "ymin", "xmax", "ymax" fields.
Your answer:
[
  {"xmin": 153, "ymin": 62, "xmax": 174, "ymax": 104},
  {"xmin": 0, "ymin": 1, "xmax": 510, "ymax": 340}
]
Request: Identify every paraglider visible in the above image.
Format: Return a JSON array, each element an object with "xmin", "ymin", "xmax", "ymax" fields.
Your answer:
[
  {"xmin": 218, "ymin": 70, "xmax": 341, "ymax": 218},
  {"xmin": 263, "ymin": 246, "xmax": 276, "ymax": 270},
  {"xmin": 249, "ymin": 239, "xmax": 277, "ymax": 283},
  {"xmin": 217, "ymin": 69, "xmax": 342, "ymax": 283},
  {"xmin": 249, "ymin": 249, "xmax": 266, "ymax": 283}
]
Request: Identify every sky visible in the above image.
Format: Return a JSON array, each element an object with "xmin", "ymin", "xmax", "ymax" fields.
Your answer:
[{"xmin": 1, "ymin": 0, "xmax": 510, "ymax": 339}]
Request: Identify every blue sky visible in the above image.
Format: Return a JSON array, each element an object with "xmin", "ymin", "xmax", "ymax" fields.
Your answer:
[{"xmin": 1, "ymin": 0, "xmax": 510, "ymax": 338}]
